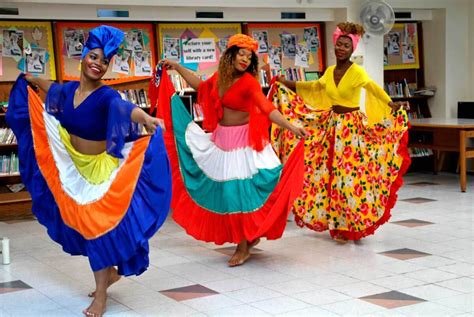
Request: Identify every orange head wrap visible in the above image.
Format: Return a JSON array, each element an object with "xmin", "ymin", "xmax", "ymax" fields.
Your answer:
[{"xmin": 227, "ymin": 34, "xmax": 258, "ymax": 53}]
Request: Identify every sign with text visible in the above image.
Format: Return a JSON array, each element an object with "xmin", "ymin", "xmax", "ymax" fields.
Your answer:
[{"xmin": 182, "ymin": 38, "xmax": 216, "ymax": 63}]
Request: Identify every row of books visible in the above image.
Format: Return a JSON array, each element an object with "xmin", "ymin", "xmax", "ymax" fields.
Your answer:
[
  {"xmin": 0, "ymin": 128, "xmax": 16, "ymax": 145},
  {"xmin": 384, "ymin": 79, "xmax": 416, "ymax": 98},
  {"xmin": 259, "ymin": 67, "xmax": 311, "ymax": 87},
  {"xmin": 407, "ymin": 109, "xmax": 425, "ymax": 119},
  {"xmin": 0, "ymin": 153, "xmax": 19, "ymax": 175},
  {"xmin": 117, "ymin": 89, "xmax": 150, "ymax": 108},
  {"xmin": 283, "ymin": 67, "xmax": 307, "ymax": 82},
  {"xmin": 408, "ymin": 148, "xmax": 434, "ymax": 158},
  {"xmin": 170, "ymin": 74, "xmax": 195, "ymax": 92},
  {"xmin": 192, "ymin": 103, "xmax": 204, "ymax": 122},
  {"xmin": 169, "ymin": 73, "xmax": 208, "ymax": 92}
]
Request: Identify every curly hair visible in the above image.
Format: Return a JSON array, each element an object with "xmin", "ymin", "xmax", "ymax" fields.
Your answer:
[
  {"xmin": 217, "ymin": 45, "xmax": 259, "ymax": 95},
  {"xmin": 337, "ymin": 22, "xmax": 365, "ymax": 36}
]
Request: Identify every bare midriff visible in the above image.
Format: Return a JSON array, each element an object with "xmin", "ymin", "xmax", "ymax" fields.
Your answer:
[
  {"xmin": 70, "ymin": 134, "xmax": 107, "ymax": 155},
  {"xmin": 219, "ymin": 107, "xmax": 250, "ymax": 126}
]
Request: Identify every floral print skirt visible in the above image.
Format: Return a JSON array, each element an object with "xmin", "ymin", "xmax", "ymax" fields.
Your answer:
[{"xmin": 270, "ymin": 82, "xmax": 411, "ymax": 240}]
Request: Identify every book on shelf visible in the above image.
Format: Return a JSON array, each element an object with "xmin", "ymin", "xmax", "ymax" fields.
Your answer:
[
  {"xmin": 6, "ymin": 183, "xmax": 25, "ymax": 193},
  {"xmin": 384, "ymin": 79, "xmax": 416, "ymax": 98},
  {"xmin": 0, "ymin": 153, "xmax": 19, "ymax": 175},
  {"xmin": 192, "ymin": 103, "xmax": 204, "ymax": 122},
  {"xmin": 407, "ymin": 108, "xmax": 425, "ymax": 120},
  {"xmin": 0, "ymin": 128, "xmax": 17, "ymax": 145},
  {"xmin": 408, "ymin": 147, "xmax": 433, "ymax": 158},
  {"xmin": 169, "ymin": 73, "xmax": 206, "ymax": 92},
  {"xmin": 414, "ymin": 86, "xmax": 436, "ymax": 96},
  {"xmin": 259, "ymin": 67, "xmax": 310, "ymax": 87},
  {"xmin": 117, "ymin": 88, "xmax": 150, "ymax": 108}
]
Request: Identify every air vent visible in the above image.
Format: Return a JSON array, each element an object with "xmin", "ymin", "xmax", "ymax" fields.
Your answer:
[
  {"xmin": 281, "ymin": 12, "xmax": 306, "ymax": 19},
  {"xmin": 0, "ymin": 8, "xmax": 19, "ymax": 15},
  {"xmin": 196, "ymin": 11, "xmax": 224, "ymax": 19},
  {"xmin": 97, "ymin": 9, "xmax": 129, "ymax": 18},
  {"xmin": 395, "ymin": 12, "xmax": 412, "ymax": 19}
]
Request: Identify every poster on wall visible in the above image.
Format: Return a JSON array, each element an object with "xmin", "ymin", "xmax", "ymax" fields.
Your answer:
[
  {"xmin": 303, "ymin": 26, "xmax": 319, "ymax": 51},
  {"xmin": 162, "ymin": 38, "xmax": 181, "ymax": 60},
  {"xmin": 252, "ymin": 30, "xmax": 269, "ymax": 54},
  {"xmin": 64, "ymin": 29, "xmax": 84, "ymax": 58},
  {"xmin": 280, "ymin": 33, "xmax": 296, "ymax": 58},
  {"xmin": 387, "ymin": 31, "xmax": 401, "ymax": 56},
  {"xmin": 26, "ymin": 47, "xmax": 46, "ymax": 74},
  {"xmin": 134, "ymin": 50, "xmax": 152, "ymax": 76},
  {"xmin": 181, "ymin": 38, "xmax": 217, "ymax": 63},
  {"xmin": 112, "ymin": 49, "xmax": 132, "ymax": 75},
  {"xmin": 0, "ymin": 21, "xmax": 56, "ymax": 81},
  {"xmin": 384, "ymin": 22, "xmax": 419, "ymax": 70},
  {"xmin": 56, "ymin": 22, "xmax": 156, "ymax": 83},
  {"xmin": 295, "ymin": 43, "xmax": 309, "ymax": 68},
  {"xmin": 125, "ymin": 30, "xmax": 145, "ymax": 53},
  {"xmin": 402, "ymin": 23, "xmax": 416, "ymax": 64},
  {"xmin": 216, "ymin": 38, "xmax": 229, "ymax": 54},
  {"xmin": 3, "ymin": 30, "xmax": 24, "ymax": 57},
  {"xmin": 268, "ymin": 45, "xmax": 282, "ymax": 69}
]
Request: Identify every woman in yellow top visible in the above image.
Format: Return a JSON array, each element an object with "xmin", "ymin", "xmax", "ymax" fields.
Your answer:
[{"xmin": 270, "ymin": 22, "xmax": 411, "ymax": 242}]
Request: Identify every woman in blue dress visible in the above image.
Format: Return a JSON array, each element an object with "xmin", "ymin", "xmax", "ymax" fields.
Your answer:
[{"xmin": 7, "ymin": 25, "xmax": 172, "ymax": 317}]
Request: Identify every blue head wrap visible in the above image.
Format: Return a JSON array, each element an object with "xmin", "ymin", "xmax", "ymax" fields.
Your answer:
[{"xmin": 81, "ymin": 25, "xmax": 124, "ymax": 61}]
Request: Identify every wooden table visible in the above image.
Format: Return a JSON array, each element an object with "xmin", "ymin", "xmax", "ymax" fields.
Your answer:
[{"xmin": 409, "ymin": 118, "xmax": 474, "ymax": 192}]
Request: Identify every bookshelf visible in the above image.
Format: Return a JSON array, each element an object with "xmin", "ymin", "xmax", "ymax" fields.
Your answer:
[
  {"xmin": 383, "ymin": 21, "xmax": 435, "ymax": 162},
  {"xmin": 0, "ymin": 96, "xmax": 32, "ymax": 221}
]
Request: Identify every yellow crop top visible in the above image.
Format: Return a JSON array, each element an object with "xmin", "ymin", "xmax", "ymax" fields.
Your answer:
[{"xmin": 296, "ymin": 63, "xmax": 392, "ymax": 126}]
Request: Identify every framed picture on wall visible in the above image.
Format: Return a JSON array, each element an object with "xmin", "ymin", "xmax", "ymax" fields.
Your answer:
[
  {"xmin": 0, "ymin": 21, "xmax": 56, "ymax": 81},
  {"xmin": 384, "ymin": 23, "xmax": 420, "ymax": 70},
  {"xmin": 55, "ymin": 22, "xmax": 156, "ymax": 84}
]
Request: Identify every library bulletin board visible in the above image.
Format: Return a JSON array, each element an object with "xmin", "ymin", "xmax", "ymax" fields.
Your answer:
[
  {"xmin": 384, "ymin": 23, "xmax": 420, "ymax": 70},
  {"xmin": 55, "ymin": 22, "xmax": 156, "ymax": 84},
  {"xmin": 0, "ymin": 21, "xmax": 56, "ymax": 82},
  {"xmin": 246, "ymin": 23, "xmax": 324, "ymax": 73},
  {"xmin": 157, "ymin": 23, "xmax": 241, "ymax": 78}
]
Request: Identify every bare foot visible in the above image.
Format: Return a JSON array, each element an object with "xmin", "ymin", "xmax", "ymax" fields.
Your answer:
[
  {"xmin": 228, "ymin": 240, "xmax": 255, "ymax": 267},
  {"xmin": 88, "ymin": 267, "xmax": 121, "ymax": 297},
  {"xmin": 228, "ymin": 248, "xmax": 250, "ymax": 267},
  {"xmin": 83, "ymin": 292, "xmax": 107, "ymax": 317}
]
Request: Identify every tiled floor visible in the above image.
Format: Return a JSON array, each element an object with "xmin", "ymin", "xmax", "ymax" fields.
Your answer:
[{"xmin": 0, "ymin": 172, "xmax": 472, "ymax": 316}]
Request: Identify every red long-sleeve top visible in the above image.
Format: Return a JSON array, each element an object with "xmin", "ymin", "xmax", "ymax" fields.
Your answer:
[{"xmin": 198, "ymin": 72, "xmax": 276, "ymax": 151}]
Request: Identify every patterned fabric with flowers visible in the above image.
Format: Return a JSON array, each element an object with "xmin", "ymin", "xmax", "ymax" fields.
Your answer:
[{"xmin": 270, "ymin": 82, "xmax": 410, "ymax": 240}]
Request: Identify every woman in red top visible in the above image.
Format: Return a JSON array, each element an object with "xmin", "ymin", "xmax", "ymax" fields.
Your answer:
[{"xmin": 159, "ymin": 34, "xmax": 307, "ymax": 266}]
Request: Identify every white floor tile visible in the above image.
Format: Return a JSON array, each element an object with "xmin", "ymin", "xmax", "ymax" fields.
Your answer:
[
  {"xmin": 293, "ymin": 288, "xmax": 352, "ymax": 306},
  {"xmin": 393, "ymin": 301, "xmax": 464, "ymax": 316},
  {"xmin": 276, "ymin": 306, "xmax": 340, "ymax": 316},
  {"xmin": 404, "ymin": 268, "xmax": 461, "ymax": 283},
  {"xmin": 370, "ymin": 275, "xmax": 425, "ymax": 290},
  {"xmin": 401, "ymin": 284, "xmax": 464, "ymax": 301},
  {"xmin": 250, "ymin": 296, "xmax": 311, "ymax": 315},
  {"xmin": 436, "ymin": 277, "xmax": 474, "ymax": 293},
  {"xmin": 330, "ymin": 281, "xmax": 391, "ymax": 298},
  {"xmin": 433, "ymin": 293, "xmax": 473, "ymax": 313},
  {"xmin": 181, "ymin": 294, "xmax": 242, "ymax": 312},
  {"xmin": 201, "ymin": 277, "xmax": 256, "ymax": 293},
  {"xmin": 266, "ymin": 279, "xmax": 323, "ymax": 295},
  {"xmin": 320, "ymin": 299, "xmax": 383, "ymax": 315},
  {"xmin": 225, "ymin": 286, "xmax": 282, "ymax": 303},
  {"xmin": 205, "ymin": 304, "xmax": 271, "ymax": 316}
]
